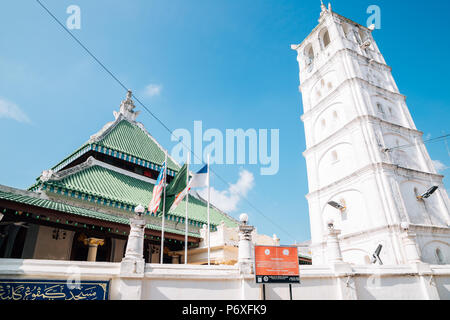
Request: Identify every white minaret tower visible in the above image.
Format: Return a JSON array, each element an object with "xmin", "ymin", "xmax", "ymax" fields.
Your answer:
[{"xmin": 291, "ymin": 4, "xmax": 450, "ymax": 265}]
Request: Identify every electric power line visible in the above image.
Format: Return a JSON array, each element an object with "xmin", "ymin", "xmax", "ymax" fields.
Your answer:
[
  {"xmin": 34, "ymin": 0, "xmax": 298, "ymax": 242},
  {"xmin": 385, "ymin": 134, "xmax": 450, "ymax": 152}
]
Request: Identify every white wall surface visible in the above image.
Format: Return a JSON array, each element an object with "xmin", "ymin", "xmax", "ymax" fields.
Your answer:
[{"xmin": 0, "ymin": 259, "xmax": 448, "ymax": 300}]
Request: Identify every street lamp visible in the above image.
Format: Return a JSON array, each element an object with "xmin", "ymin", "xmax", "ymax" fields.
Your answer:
[
  {"xmin": 134, "ymin": 204, "xmax": 145, "ymax": 217},
  {"xmin": 370, "ymin": 244, "xmax": 383, "ymax": 265},
  {"xmin": 416, "ymin": 186, "xmax": 439, "ymax": 200},
  {"xmin": 327, "ymin": 201, "xmax": 346, "ymax": 212},
  {"xmin": 239, "ymin": 213, "xmax": 249, "ymax": 225}
]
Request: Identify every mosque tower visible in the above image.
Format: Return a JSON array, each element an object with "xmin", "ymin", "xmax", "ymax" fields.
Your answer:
[{"xmin": 291, "ymin": 3, "xmax": 450, "ymax": 265}]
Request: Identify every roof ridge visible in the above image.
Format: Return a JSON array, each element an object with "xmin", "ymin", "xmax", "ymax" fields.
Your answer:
[{"xmin": 42, "ymin": 156, "xmax": 157, "ymax": 185}]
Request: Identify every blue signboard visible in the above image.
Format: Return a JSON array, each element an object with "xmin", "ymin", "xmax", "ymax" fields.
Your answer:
[{"xmin": 0, "ymin": 279, "xmax": 109, "ymax": 300}]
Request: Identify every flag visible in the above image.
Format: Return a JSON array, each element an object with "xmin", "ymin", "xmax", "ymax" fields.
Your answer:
[
  {"xmin": 170, "ymin": 184, "xmax": 191, "ymax": 212},
  {"xmin": 159, "ymin": 163, "xmax": 189, "ymax": 214},
  {"xmin": 148, "ymin": 162, "xmax": 166, "ymax": 214},
  {"xmin": 189, "ymin": 164, "xmax": 208, "ymax": 188}
]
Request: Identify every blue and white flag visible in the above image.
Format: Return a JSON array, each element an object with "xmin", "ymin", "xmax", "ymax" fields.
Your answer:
[{"xmin": 189, "ymin": 164, "xmax": 208, "ymax": 188}]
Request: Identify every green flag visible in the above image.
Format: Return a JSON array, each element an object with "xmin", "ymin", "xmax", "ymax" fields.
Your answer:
[{"xmin": 159, "ymin": 163, "xmax": 188, "ymax": 215}]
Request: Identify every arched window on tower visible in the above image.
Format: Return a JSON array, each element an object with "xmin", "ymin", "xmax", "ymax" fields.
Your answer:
[
  {"xmin": 436, "ymin": 248, "xmax": 445, "ymax": 264},
  {"xmin": 342, "ymin": 23, "xmax": 350, "ymax": 39},
  {"xmin": 305, "ymin": 45, "xmax": 315, "ymax": 72},
  {"xmin": 323, "ymin": 30, "xmax": 331, "ymax": 48},
  {"xmin": 377, "ymin": 103, "xmax": 385, "ymax": 119},
  {"xmin": 331, "ymin": 150, "xmax": 339, "ymax": 163},
  {"xmin": 333, "ymin": 111, "xmax": 338, "ymax": 120},
  {"xmin": 358, "ymin": 29, "xmax": 367, "ymax": 44},
  {"xmin": 319, "ymin": 27, "xmax": 331, "ymax": 49}
]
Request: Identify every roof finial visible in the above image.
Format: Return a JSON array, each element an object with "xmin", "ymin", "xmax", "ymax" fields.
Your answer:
[{"xmin": 113, "ymin": 89, "xmax": 140, "ymax": 122}]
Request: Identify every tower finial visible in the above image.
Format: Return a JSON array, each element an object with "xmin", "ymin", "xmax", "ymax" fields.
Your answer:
[{"xmin": 320, "ymin": 0, "xmax": 326, "ymax": 12}]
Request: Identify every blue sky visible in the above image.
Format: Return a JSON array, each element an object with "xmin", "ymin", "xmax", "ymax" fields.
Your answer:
[{"xmin": 0, "ymin": 0, "xmax": 449, "ymax": 244}]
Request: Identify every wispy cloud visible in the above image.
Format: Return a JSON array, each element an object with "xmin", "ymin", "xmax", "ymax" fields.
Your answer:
[
  {"xmin": 198, "ymin": 169, "xmax": 254, "ymax": 213},
  {"xmin": 432, "ymin": 160, "xmax": 448, "ymax": 173},
  {"xmin": 0, "ymin": 97, "xmax": 31, "ymax": 123},
  {"xmin": 143, "ymin": 84, "xmax": 163, "ymax": 97}
]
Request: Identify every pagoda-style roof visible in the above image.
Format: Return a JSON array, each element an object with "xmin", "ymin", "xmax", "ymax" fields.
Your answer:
[
  {"xmin": 27, "ymin": 92, "xmax": 239, "ymax": 236},
  {"xmin": 31, "ymin": 156, "xmax": 237, "ymax": 229},
  {"xmin": 50, "ymin": 116, "xmax": 179, "ymax": 176}
]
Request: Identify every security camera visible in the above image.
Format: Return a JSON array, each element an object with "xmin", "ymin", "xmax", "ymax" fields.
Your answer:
[{"xmin": 326, "ymin": 219, "xmax": 335, "ymax": 230}]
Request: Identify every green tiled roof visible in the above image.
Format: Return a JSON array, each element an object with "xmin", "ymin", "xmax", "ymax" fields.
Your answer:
[
  {"xmin": 96, "ymin": 120, "xmax": 179, "ymax": 171},
  {"xmin": 0, "ymin": 188, "xmax": 200, "ymax": 238},
  {"xmin": 50, "ymin": 119, "xmax": 179, "ymax": 173},
  {"xmin": 43, "ymin": 165, "xmax": 238, "ymax": 228}
]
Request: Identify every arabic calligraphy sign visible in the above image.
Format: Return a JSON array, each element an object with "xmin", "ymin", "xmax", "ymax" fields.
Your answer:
[{"xmin": 0, "ymin": 279, "xmax": 109, "ymax": 300}]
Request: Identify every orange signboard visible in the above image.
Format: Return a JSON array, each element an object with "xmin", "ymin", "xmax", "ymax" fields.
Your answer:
[{"xmin": 254, "ymin": 246, "xmax": 300, "ymax": 284}]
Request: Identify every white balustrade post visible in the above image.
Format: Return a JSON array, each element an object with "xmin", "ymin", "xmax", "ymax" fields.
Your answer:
[{"xmin": 238, "ymin": 213, "xmax": 254, "ymax": 274}]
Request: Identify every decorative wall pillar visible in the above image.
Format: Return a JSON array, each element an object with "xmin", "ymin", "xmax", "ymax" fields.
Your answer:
[
  {"xmin": 326, "ymin": 221, "xmax": 343, "ymax": 264},
  {"xmin": 400, "ymin": 223, "xmax": 421, "ymax": 264},
  {"xmin": 238, "ymin": 214, "xmax": 255, "ymax": 274}
]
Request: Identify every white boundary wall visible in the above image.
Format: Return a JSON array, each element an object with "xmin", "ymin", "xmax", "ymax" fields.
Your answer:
[{"xmin": 0, "ymin": 259, "xmax": 448, "ymax": 300}]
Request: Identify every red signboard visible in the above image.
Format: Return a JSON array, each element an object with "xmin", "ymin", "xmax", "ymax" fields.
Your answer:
[{"xmin": 254, "ymin": 246, "xmax": 300, "ymax": 284}]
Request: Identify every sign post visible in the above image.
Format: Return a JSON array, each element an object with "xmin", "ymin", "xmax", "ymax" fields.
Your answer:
[{"xmin": 254, "ymin": 246, "xmax": 300, "ymax": 300}]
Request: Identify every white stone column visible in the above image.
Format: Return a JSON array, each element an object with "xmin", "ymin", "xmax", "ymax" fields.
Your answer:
[
  {"xmin": 85, "ymin": 238, "xmax": 104, "ymax": 262},
  {"xmin": 326, "ymin": 222, "xmax": 343, "ymax": 264},
  {"xmin": 272, "ymin": 234, "xmax": 280, "ymax": 246},
  {"xmin": 238, "ymin": 214, "xmax": 254, "ymax": 274},
  {"xmin": 121, "ymin": 216, "xmax": 146, "ymax": 274},
  {"xmin": 119, "ymin": 207, "xmax": 146, "ymax": 301}
]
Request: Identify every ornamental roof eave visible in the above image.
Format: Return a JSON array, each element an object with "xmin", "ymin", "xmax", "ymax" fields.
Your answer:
[
  {"xmin": 32, "ymin": 159, "xmax": 238, "ymax": 229},
  {"xmin": 0, "ymin": 184, "xmax": 201, "ymax": 238}
]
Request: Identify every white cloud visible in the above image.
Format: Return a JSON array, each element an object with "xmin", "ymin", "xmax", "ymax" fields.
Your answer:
[
  {"xmin": 0, "ymin": 98, "xmax": 31, "ymax": 123},
  {"xmin": 432, "ymin": 160, "xmax": 448, "ymax": 173},
  {"xmin": 198, "ymin": 169, "xmax": 254, "ymax": 213},
  {"xmin": 144, "ymin": 84, "xmax": 162, "ymax": 97}
]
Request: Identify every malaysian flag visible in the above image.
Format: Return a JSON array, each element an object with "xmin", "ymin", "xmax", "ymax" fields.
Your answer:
[{"xmin": 148, "ymin": 162, "xmax": 166, "ymax": 214}]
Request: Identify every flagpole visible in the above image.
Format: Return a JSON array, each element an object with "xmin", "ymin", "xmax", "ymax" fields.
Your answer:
[
  {"xmin": 207, "ymin": 154, "xmax": 211, "ymax": 266},
  {"xmin": 160, "ymin": 151, "xmax": 168, "ymax": 264},
  {"xmin": 184, "ymin": 153, "xmax": 190, "ymax": 264}
]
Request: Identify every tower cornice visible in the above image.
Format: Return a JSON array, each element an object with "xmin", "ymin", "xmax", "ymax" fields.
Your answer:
[
  {"xmin": 298, "ymin": 47, "xmax": 392, "ymax": 91},
  {"xmin": 302, "ymin": 114, "xmax": 424, "ymax": 157},
  {"xmin": 305, "ymin": 162, "xmax": 444, "ymax": 200},
  {"xmin": 300, "ymin": 76, "xmax": 406, "ymax": 119}
]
